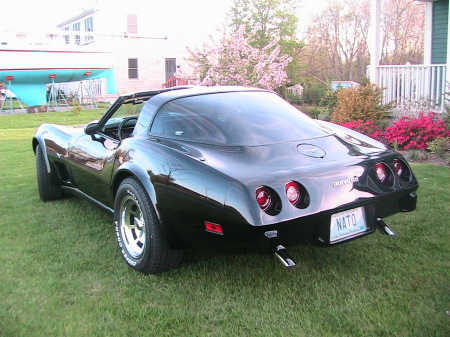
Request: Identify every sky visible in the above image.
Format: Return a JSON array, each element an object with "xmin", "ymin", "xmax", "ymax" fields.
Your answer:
[{"xmin": 1, "ymin": 0, "xmax": 328, "ymax": 40}]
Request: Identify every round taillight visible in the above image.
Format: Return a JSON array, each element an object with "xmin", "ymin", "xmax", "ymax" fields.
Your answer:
[
  {"xmin": 285, "ymin": 181, "xmax": 301, "ymax": 205},
  {"xmin": 394, "ymin": 159, "xmax": 404, "ymax": 175},
  {"xmin": 376, "ymin": 163, "xmax": 387, "ymax": 182},
  {"xmin": 256, "ymin": 186, "xmax": 272, "ymax": 211},
  {"xmin": 393, "ymin": 158, "xmax": 411, "ymax": 181},
  {"xmin": 375, "ymin": 163, "xmax": 392, "ymax": 185}
]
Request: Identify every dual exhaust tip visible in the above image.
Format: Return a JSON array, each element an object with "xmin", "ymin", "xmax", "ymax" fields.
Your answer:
[{"xmin": 270, "ymin": 218, "xmax": 395, "ymax": 269}]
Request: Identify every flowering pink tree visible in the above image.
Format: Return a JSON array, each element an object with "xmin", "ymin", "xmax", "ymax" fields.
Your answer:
[{"xmin": 187, "ymin": 27, "xmax": 292, "ymax": 91}]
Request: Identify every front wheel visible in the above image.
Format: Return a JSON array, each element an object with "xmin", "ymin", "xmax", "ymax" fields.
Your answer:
[{"xmin": 114, "ymin": 177, "xmax": 182, "ymax": 274}]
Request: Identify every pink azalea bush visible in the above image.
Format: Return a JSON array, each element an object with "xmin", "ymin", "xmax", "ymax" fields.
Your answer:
[
  {"xmin": 340, "ymin": 120, "xmax": 384, "ymax": 140},
  {"xmin": 339, "ymin": 113, "xmax": 449, "ymax": 151},
  {"xmin": 384, "ymin": 112, "xmax": 450, "ymax": 150}
]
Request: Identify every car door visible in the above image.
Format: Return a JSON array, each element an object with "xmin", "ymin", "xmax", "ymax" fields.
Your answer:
[
  {"xmin": 67, "ymin": 98, "xmax": 145, "ymax": 207},
  {"xmin": 68, "ymin": 133, "xmax": 118, "ymax": 207}
]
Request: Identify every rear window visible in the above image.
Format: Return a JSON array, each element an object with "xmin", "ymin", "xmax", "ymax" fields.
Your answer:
[{"xmin": 150, "ymin": 91, "xmax": 328, "ymax": 146}]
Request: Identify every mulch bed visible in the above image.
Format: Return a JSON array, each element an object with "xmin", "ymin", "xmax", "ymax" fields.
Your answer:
[{"xmin": 400, "ymin": 150, "xmax": 450, "ymax": 167}]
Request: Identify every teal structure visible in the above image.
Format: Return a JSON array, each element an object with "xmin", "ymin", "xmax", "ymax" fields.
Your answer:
[{"xmin": 0, "ymin": 68, "xmax": 117, "ymax": 106}]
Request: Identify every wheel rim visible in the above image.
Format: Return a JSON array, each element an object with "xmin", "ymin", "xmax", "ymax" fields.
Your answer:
[{"xmin": 119, "ymin": 196, "xmax": 146, "ymax": 258}]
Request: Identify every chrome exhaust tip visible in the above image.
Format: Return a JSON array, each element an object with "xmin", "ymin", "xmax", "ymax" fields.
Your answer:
[
  {"xmin": 376, "ymin": 218, "xmax": 395, "ymax": 236},
  {"xmin": 274, "ymin": 245, "xmax": 296, "ymax": 268}
]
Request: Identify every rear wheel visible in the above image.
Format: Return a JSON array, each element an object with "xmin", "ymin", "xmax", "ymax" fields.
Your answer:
[
  {"xmin": 35, "ymin": 145, "xmax": 63, "ymax": 201},
  {"xmin": 114, "ymin": 177, "xmax": 182, "ymax": 274}
]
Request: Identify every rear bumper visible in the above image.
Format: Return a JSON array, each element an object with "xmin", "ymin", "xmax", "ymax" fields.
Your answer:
[
  {"xmin": 259, "ymin": 187, "xmax": 418, "ymax": 251},
  {"xmin": 168, "ymin": 186, "xmax": 418, "ymax": 252}
]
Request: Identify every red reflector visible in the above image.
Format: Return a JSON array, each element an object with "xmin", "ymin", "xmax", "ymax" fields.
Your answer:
[{"xmin": 205, "ymin": 222, "xmax": 223, "ymax": 235}]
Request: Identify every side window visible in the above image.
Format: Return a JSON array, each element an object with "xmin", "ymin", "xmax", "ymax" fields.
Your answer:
[
  {"xmin": 101, "ymin": 101, "xmax": 145, "ymax": 140},
  {"xmin": 150, "ymin": 98, "xmax": 227, "ymax": 143},
  {"xmin": 112, "ymin": 102, "xmax": 144, "ymax": 119}
]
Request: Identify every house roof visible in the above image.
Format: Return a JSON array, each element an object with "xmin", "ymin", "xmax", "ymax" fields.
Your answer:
[{"xmin": 56, "ymin": 9, "xmax": 96, "ymax": 28}]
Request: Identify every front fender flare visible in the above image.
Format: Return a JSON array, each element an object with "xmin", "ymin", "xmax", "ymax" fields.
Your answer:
[{"xmin": 32, "ymin": 136, "xmax": 51, "ymax": 174}]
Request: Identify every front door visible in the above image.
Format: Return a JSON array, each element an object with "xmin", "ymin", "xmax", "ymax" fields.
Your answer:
[
  {"xmin": 68, "ymin": 134, "xmax": 118, "ymax": 207},
  {"xmin": 165, "ymin": 58, "xmax": 176, "ymax": 82}
]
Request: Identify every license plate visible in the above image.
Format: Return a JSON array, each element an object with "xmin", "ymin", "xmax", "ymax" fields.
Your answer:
[{"xmin": 330, "ymin": 206, "xmax": 367, "ymax": 244}]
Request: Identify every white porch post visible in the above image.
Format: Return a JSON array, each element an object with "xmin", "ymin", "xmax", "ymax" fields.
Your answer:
[
  {"xmin": 423, "ymin": 2, "xmax": 433, "ymax": 65},
  {"xmin": 424, "ymin": 2, "xmax": 433, "ymax": 97},
  {"xmin": 447, "ymin": 1, "xmax": 450, "ymax": 87},
  {"xmin": 369, "ymin": 0, "xmax": 381, "ymax": 84}
]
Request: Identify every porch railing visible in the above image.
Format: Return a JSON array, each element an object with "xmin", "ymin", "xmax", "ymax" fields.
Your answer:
[
  {"xmin": 162, "ymin": 76, "xmax": 189, "ymax": 88},
  {"xmin": 375, "ymin": 64, "xmax": 447, "ymax": 113}
]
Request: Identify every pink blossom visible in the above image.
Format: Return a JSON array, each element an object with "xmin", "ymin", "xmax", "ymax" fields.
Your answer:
[{"xmin": 187, "ymin": 26, "xmax": 292, "ymax": 90}]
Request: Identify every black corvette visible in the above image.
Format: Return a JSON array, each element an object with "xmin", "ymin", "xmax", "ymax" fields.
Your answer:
[{"xmin": 33, "ymin": 86, "xmax": 418, "ymax": 274}]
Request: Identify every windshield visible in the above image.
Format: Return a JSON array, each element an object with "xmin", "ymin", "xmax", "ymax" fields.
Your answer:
[{"xmin": 150, "ymin": 91, "xmax": 329, "ymax": 146}]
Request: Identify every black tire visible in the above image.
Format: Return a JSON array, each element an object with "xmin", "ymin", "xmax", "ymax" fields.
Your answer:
[
  {"xmin": 114, "ymin": 177, "xmax": 182, "ymax": 274},
  {"xmin": 36, "ymin": 145, "xmax": 63, "ymax": 201}
]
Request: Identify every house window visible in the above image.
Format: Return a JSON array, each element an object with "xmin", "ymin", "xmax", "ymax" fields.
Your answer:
[
  {"xmin": 73, "ymin": 22, "xmax": 81, "ymax": 45},
  {"xmin": 127, "ymin": 14, "xmax": 138, "ymax": 34},
  {"xmin": 84, "ymin": 17, "xmax": 94, "ymax": 32},
  {"xmin": 64, "ymin": 27, "xmax": 70, "ymax": 44},
  {"xmin": 84, "ymin": 17, "xmax": 94, "ymax": 43},
  {"xmin": 128, "ymin": 58, "xmax": 139, "ymax": 79}
]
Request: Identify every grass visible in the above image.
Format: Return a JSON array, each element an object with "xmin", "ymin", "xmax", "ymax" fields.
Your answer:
[{"xmin": 0, "ymin": 111, "xmax": 449, "ymax": 337}]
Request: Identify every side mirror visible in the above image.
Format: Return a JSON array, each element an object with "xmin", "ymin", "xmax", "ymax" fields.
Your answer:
[{"xmin": 84, "ymin": 122, "xmax": 99, "ymax": 135}]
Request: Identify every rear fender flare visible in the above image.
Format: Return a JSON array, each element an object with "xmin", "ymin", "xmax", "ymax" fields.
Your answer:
[
  {"xmin": 112, "ymin": 163, "xmax": 158, "ymax": 214},
  {"xmin": 112, "ymin": 164, "xmax": 177, "ymax": 244}
]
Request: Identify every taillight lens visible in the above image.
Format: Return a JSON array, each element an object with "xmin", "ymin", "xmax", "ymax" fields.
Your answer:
[
  {"xmin": 256, "ymin": 186, "xmax": 272, "ymax": 211},
  {"xmin": 393, "ymin": 158, "xmax": 411, "ymax": 181},
  {"xmin": 285, "ymin": 181, "xmax": 310, "ymax": 209},
  {"xmin": 393, "ymin": 159, "xmax": 404, "ymax": 175},
  {"xmin": 375, "ymin": 163, "xmax": 392, "ymax": 185},
  {"xmin": 376, "ymin": 163, "xmax": 387, "ymax": 181},
  {"xmin": 255, "ymin": 186, "xmax": 281, "ymax": 215},
  {"xmin": 285, "ymin": 181, "xmax": 301, "ymax": 205}
]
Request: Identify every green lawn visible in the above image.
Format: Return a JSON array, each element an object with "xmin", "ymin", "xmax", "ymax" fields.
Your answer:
[{"xmin": 0, "ymin": 111, "xmax": 449, "ymax": 337}]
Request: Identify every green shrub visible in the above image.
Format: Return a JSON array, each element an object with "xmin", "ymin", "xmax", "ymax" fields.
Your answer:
[
  {"xmin": 427, "ymin": 137, "xmax": 449, "ymax": 157},
  {"xmin": 319, "ymin": 89, "xmax": 339, "ymax": 109},
  {"xmin": 331, "ymin": 84, "xmax": 392, "ymax": 123},
  {"xmin": 299, "ymin": 105, "xmax": 330, "ymax": 120},
  {"xmin": 71, "ymin": 103, "xmax": 83, "ymax": 115},
  {"xmin": 301, "ymin": 83, "xmax": 329, "ymax": 105}
]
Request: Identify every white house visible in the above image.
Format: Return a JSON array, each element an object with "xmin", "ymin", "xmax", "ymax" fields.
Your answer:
[
  {"xmin": 368, "ymin": 0, "xmax": 449, "ymax": 113},
  {"xmin": 56, "ymin": 2, "xmax": 200, "ymax": 100}
]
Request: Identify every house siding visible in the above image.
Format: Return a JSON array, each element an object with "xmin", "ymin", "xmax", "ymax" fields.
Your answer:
[
  {"xmin": 431, "ymin": 0, "xmax": 449, "ymax": 64},
  {"xmin": 56, "ymin": 5, "xmax": 195, "ymax": 98}
]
